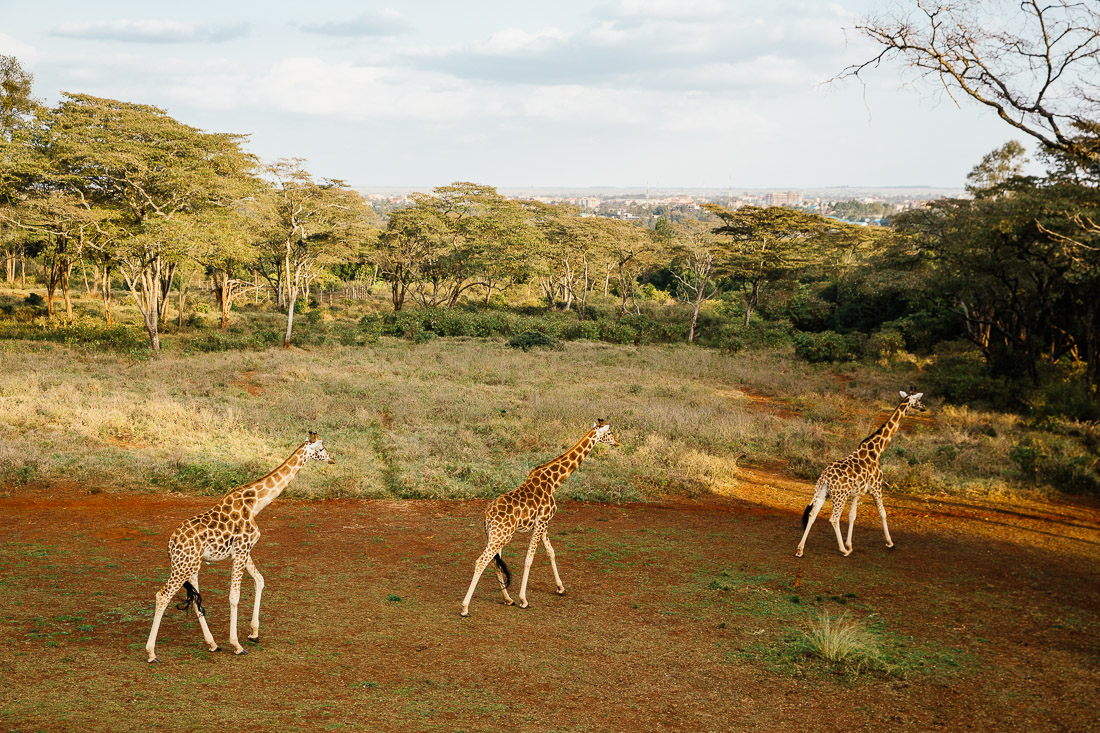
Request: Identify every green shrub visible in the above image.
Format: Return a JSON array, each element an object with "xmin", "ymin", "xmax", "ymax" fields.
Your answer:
[
  {"xmin": 357, "ymin": 314, "xmax": 383, "ymax": 344},
  {"xmin": 1030, "ymin": 380, "xmax": 1100, "ymax": 422},
  {"xmin": 1009, "ymin": 439, "xmax": 1100, "ymax": 496},
  {"xmin": 926, "ymin": 344, "xmax": 1012, "ymax": 405},
  {"xmin": 793, "ymin": 331, "xmax": 862, "ymax": 363},
  {"xmin": 866, "ymin": 328, "xmax": 906, "ymax": 361},
  {"xmin": 788, "ymin": 286, "xmax": 833, "ymax": 331},
  {"xmin": 507, "ymin": 330, "xmax": 562, "ymax": 351}
]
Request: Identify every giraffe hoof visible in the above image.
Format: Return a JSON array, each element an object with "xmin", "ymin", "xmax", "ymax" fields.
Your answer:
[
  {"xmin": 209, "ymin": 645, "xmax": 221, "ymax": 653},
  {"xmin": 234, "ymin": 648, "xmax": 249, "ymax": 656},
  {"xmin": 886, "ymin": 543, "xmax": 895, "ymax": 550},
  {"xmin": 504, "ymin": 599, "xmax": 514, "ymax": 606},
  {"xmin": 248, "ymin": 636, "xmax": 260, "ymax": 644},
  {"xmin": 460, "ymin": 610, "xmax": 470, "ymax": 617},
  {"xmin": 518, "ymin": 601, "xmax": 530, "ymax": 609},
  {"xmin": 148, "ymin": 657, "xmax": 161, "ymax": 664},
  {"xmin": 556, "ymin": 588, "xmax": 566, "ymax": 596},
  {"xmin": 794, "ymin": 550, "xmax": 803, "ymax": 558}
]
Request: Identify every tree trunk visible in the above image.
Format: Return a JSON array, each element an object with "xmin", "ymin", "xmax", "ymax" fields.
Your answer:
[
  {"xmin": 102, "ymin": 266, "xmax": 113, "ymax": 326},
  {"xmin": 61, "ymin": 262, "xmax": 73, "ymax": 321},
  {"xmin": 689, "ymin": 288, "xmax": 706, "ymax": 343},
  {"xmin": 743, "ymin": 281, "xmax": 761, "ymax": 327},
  {"xmin": 283, "ymin": 249, "xmax": 297, "ymax": 348},
  {"xmin": 283, "ymin": 288, "xmax": 297, "ymax": 348}
]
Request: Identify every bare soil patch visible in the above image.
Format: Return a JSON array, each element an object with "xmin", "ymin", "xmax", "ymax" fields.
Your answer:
[{"xmin": 2, "ymin": 480, "xmax": 1098, "ymax": 731}]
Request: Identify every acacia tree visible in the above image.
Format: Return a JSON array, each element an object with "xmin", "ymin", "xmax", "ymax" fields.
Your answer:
[
  {"xmin": 3, "ymin": 192, "xmax": 110, "ymax": 319},
  {"xmin": 703, "ymin": 205, "xmax": 829, "ymax": 326},
  {"xmin": 375, "ymin": 204, "xmax": 446, "ymax": 311},
  {"xmin": 189, "ymin": 207, "xmax": 263, "ymax": 328},
  {"xmin": 258, "ymin": 159, "xmax": 373, "ymax": 347},
  {"xmin": 38, "ymin": 94, "xmax": 255, "ymax": 350},
  {"xmin": 527, "ymin": 202, "xmax": 606, "ymax": 314},
  {"xmin": 895, "ymin": 153, "xmax": 1100, "ymax": 384},
  {"xmin": 0, "ymin": 56, "xmax": 39, "ymax": 284},
  {"xmin": 661, "ymin": 217, "xmax": 726, "ymax": 342},
  {"xmin": 840, "ymin": 0, "xmax": 1100, "ymax": 165},
  {"xmin": 602, "ymin": 217, "xmax": 658, "ymax": 316}
]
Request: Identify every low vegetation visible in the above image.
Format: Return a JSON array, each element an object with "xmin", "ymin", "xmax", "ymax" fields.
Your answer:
[{"xmin": 0, "ymin": 288, "xmax": 1096, "ymax": 501}]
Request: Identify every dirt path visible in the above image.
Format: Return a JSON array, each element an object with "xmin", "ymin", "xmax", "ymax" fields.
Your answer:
[{"xmin": 1, "ymin": 482, "xmax": 1098, "ymax": 732}]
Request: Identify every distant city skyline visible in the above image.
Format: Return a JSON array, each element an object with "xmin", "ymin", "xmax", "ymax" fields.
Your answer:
[{"xmin": 1, "ymin": 1, "xmax": 1025, "ymax": 189}]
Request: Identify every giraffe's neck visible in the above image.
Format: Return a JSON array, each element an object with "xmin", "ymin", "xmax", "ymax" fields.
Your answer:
[
  {"xmin": 247, "ymin": 443, "xmax": 309, "ymax": 515},
  {"xmin": 860, "ymin": 402, "xmax": 909, "ymax": 460},
  {"xmin": 542, "ymin": 431, "xmax": 598, "ymax": 493}
]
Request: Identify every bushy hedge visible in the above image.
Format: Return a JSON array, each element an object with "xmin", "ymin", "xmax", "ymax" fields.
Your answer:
[
  {"xmin": 366, "ymin": 307, "xmax": 688, "ymax": 347},
  {"xmin": 793, "ymin": 331, "xmax": 866, "ymax": 363}
]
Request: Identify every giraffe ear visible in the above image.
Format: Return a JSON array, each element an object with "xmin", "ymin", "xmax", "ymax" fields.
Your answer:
[
  {"xmin": 899, "ymin": 391, "xmax": 907, "ymax": 399},
  {"xmin": 597, "ymin": 418, "xmax": 606, "ymax": 427}
]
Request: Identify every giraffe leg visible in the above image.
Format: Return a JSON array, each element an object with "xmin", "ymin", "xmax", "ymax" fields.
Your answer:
[
  {"xmin": 795, "ymin": 490, "xmax": 828, "ymax": 558},
  {"xmin": 145, "ymin": 570, "xmax": 189, "ymax": 663},
  {"xmin": 244, "ymin": 555, "xmax": 265, "ymax": 643},
  {"xmin": 873, "ymin": 490, "xmax": 894, "ymax": 549},
  {"xmin": 517, "ymin": 524, "xmax": 546, "ymax": 609},
  {"xmin": 845, "ymin": 496, "xmax": 860, "ymax": 552},
  {"xmin": 227, "ymin": 555, "xmax": 248, "ymax": 655},
  {"xmin": 829, "ymin": 498, "xmax": 851, "ymax": 556},
  {"xmin": 542, "ymin": 532, "xmax": 565, "ymax": 595},
  {"xmin": 460, "ymin": 542, "xmax": 505, "ymax": 617},
  {"xmin": 190, "ymin": 574, "xmax": 220, "ymax": 652}
]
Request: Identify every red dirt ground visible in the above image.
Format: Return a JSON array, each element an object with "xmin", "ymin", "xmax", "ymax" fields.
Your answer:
[{"xmin": 2, "ymin": 478, "xmax": 1099, "ymax": 731}]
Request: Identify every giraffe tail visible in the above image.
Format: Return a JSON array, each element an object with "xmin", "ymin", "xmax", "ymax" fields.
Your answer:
[
  {"xmin": 803, "ymin": 481, "xmax": 828, "ymax": 529},
  {"xmin": 494, "ymin": 554, "xmax": 512, "ymax": 590},
  {"xmin": 176, "ymin": 581, "xmax": 207, "ymax": 617}
]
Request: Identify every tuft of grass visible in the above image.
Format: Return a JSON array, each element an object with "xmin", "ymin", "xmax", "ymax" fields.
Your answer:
[{"xmin": 796, "ymin": 611, "xmax": 889, "ymax": 675}]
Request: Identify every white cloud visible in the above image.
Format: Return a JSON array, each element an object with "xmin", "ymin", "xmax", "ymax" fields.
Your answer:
[
  {"xmin": 600, "ymin": 0, "xmax": 728, "ymax": 19},
  {"xmin": 0, "ymin": 32, "xmax": 37, "ymax": 60},
  {"xmin": 51, "ymin": 20, "xmax": 248, "ymax": 44},
  {"xmin": 298, "ymin": 9, "xmax": 412, "ymax": 38}
]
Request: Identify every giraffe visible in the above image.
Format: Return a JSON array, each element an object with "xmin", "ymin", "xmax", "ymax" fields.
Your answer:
[
  {"xmin": 144, "ymin": 431, "xmax": 335, "ymax": 663},
  {"xmin": 460, "ymin": 419, "xmax": 620, "ymax": 617},
  {"xmin": 795, "ymin": 391, "xmax": 927, "ymax": 558}
]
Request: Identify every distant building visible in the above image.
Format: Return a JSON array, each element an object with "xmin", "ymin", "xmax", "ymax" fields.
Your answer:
[{"xmin": 763, "ymin": 190, "xmax": 803, "ymax": 207}]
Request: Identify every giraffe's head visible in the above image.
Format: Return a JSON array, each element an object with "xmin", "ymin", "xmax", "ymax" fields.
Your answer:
[
  {"xmin": 592, "ymin": 419, "xmax": 621, "ymax": 447},
  {"xmin": 304, "ymin": 431, "xmax": 336, "ymax": 464},
  {"xmin": 899, "ymin": 391, "xmax": 927, "ymax": 412}
]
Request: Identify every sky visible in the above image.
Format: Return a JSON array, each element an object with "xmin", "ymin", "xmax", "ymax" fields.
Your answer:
[{"xmin": 0, "ymin": 0, "xmax": 1021, "ymax": 190}]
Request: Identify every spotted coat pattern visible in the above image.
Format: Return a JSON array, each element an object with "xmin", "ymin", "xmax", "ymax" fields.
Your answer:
[
  {"xmin": 145, "ymin": 433, "xmax": 335, "ymax": 662},
  {"xmin": 795, "ymin": 392, "xmax": 927, "ymax": 558},
  {"xmin": 460, "ymin": 421, "xmax": 620, "ymax": 616}
]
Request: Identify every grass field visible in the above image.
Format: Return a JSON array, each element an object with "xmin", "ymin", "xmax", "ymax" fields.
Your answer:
[{"xmin": 1, "ymin": 328, "xmax": 1093, "ymax": 503}]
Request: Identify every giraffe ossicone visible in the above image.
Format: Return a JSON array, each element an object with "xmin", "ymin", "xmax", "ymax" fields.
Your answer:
[
  {"xmin": 795, "ymin": 392, "xmax": 926, "ymax": 558},
  {"xmin": 460, "ymin": 419, "xmax": 620, "ymax": 617},
  {"xmin": 144, "ymin": 432, "xmax": 335, "ymax": 663}
]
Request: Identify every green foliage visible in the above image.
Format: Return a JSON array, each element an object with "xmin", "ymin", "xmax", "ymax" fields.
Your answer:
[
  {"xmin": 713, "ymin": 320, "xmax": 792, "ymax": 353},
  {"xmin": 793, "ymin": 331, "xmax": 863, "ymax": 363},
  {"xmin": 926, "ymin": 344, "xmax": 1013, "ymax": 406},
  {"xmin": 506, "ymin": 330, "xmax": 562, "ymax": 351},
  {"xmin": 865, "ymin": 328, "xmax": 907, "ymax": 361},
  {"xmin": 1010, "ymin": 438, "xmax": 1100, "ymax": 496}
]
